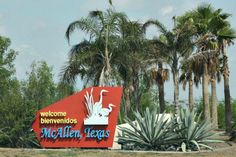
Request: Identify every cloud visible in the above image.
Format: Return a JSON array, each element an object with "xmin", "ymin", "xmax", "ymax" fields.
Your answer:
[{"xmin": 160, "ymin": 5, "xmax": 174, "ymax": 15}]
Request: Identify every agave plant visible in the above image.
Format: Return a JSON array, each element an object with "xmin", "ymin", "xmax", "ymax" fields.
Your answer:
[
  {"xmin": 176, "ymin": 109, "xmax": 222, "ymax": 152},
  {"xmin": 118, "ymin": 108, "xmax": 178, "ymax": 150}
]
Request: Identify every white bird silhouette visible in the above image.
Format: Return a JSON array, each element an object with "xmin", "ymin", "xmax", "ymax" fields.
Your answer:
[
  {"xmin": 92, "ymin": 89, "xmax": 108, "ymax": 116},
  {"xmin": 99, "ymin": 104, "xmax": 115, "ymax": 117}
]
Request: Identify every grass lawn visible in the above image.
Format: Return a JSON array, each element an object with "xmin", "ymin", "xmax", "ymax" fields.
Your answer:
[{"xmin": 0, "ymin": 145, "xmax": 236, "ymax": 157}]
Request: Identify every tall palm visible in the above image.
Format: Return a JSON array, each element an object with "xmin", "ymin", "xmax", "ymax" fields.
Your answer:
[
  {"xmin": 143, "ymin": 19, "xmax": 194, "ymax": 114},
  {"xmin": 218, "ymin": 27, "xmax": 236, "ymax": 132},
  {"xmin": 117, "ymin": 20, "xmax": 147, "ymax": 112},
  {"xmin": 150, "ymin": 63, "xmax": 169, "ymax": 113},
  {"xmin": 204, "ymin": 9, "xmax": 235, "ymax": 131},
  {"xmin": 209, "ymin": 9, "xmax": 236, "ymax": 132},
  {"xmin": 61, "ymin": 38, "xmax": 117, "ymax": 86},
  {"xmin": 209, "ymin": 59, "xmax": 221, "ymax": 129},
  {"xmin": 179, "ymin": 64, "xmax": 194, "ymax": 111},
  {"xmin": 63, "ymin": 9, "xmax": 126, "ymax": 86},
  {"xmin": 179, "ymin": 4, "xmax": 235, "ymax": 131},
  {"xmin": 143, "ymin": 22, "xmax": 170, "ymax": 113},
  {"xmin": 178, "ymin": 6, "xmax": 216, "ymax": 120}
]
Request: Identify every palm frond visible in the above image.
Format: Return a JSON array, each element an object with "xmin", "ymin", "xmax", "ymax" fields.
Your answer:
[
  {"xmin": 68, "ymin": 40, "xmax": 91, "ymax": 57},
  {"xmin": 142, "ymin": 20, "xmax": 168, "ymax": 34},
  {"xmin": 65, "ymin": 18, "xmax": 99, "ymax": 44}
]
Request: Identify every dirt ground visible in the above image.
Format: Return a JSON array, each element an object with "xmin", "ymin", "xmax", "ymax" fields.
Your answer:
[
  {"xmin": 0, "ymin": 133, "xmax": 235, "ymax": 157},
  {"xmin": 0, "ymin": 146, "xmax": 235, "ymax": 157}
]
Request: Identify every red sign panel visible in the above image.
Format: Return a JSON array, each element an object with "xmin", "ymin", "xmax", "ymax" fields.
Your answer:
[{"xmin": 32, "ymin": 86, "xmax": 123, "ymax": 148}]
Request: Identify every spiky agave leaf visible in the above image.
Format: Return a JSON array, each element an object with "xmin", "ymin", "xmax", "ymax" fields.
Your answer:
[
  {"xmin": 118, "ymin": 107, "xmax": 177, "ymax": 150},
  {"xmin": 177, "ymin": 109, "xmax": 223, "ymax": 151}
]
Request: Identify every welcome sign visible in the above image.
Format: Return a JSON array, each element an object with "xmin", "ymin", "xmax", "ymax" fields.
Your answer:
[{"xmin": 32, "ymin": 87, "xmax": 123, "ymax": 148}]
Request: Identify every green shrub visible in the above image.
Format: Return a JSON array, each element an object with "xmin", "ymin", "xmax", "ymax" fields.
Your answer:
[
  {"xmin": 118, "ymin": 107, "xmax": 222, "ymax": 151},
  {"xmin": 176, "ymin": 109, "xmax": 222, "ymax": 152},
  {"xmin": 118, "ymin": 108, "xmax": 178, "ymax": 150}
]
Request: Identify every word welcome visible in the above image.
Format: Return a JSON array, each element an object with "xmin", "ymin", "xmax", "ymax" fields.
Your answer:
[
  {"xmin": 40, "ymin": 111, "xmax": 77, "ymax": 124},
  {"xmin": 40, "ymin": 111, "xmax": 66, "ymax": 117}
]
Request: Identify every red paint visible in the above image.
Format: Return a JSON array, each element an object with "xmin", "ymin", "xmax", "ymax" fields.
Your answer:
[{"xmin": 32, "ymin": 86, "xmax": 123, "ymax": 148}]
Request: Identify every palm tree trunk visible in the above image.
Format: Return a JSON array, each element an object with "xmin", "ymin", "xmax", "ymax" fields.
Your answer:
[
  {"xmin": 202, "ymin": 63, "xmax": 210, "ymax": 121},
  {"xmin": 158, "ymin": 62, "xmax": 165, "ymax": 113},
  {"xmin": 173, "ymin": 71, "xmax": 179, "ymax": 115},
  {"xmin": 189, "ymin": 77, "xmax": 194, "ymax": 111},
  {"xmin": 159, "ymin": 82, "xmax": 165, "ymax": 113},
  {"xmin": 133, "ymin": 66, "xmax": 140, "ymax": 112},
  {"xmin": 211, "ymin": 77, "xmax": 218, "ymax": 129},
  {"xmin": 124, "ymin": 87, "xmax": 131, "ymax": 116},
  {"xmin": 100, "ymin": 25, "xmax": 112, "ymax": 87},
  {"xmin": 222, "ymin": 40, "xmax": 232, "ymax": 133}
]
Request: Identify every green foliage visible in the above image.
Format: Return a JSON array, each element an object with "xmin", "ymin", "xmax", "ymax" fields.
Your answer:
[
  {"xmin": 0, "ymin": 80, "xmax": 39, "ymax": 148},
  {"xmin": 22, "ymin": 61, "xmax": 56, "ymax": 109},
  {"xmin": 63, "ymin": 9, "xmax": 127, "ymax": 86},
  {"xmin": 217, "ymin": 100, "xmax": 236, "ymax": 129},
  {"xmin": 54, "ymin": 82, "xmax": 74, "ymax": 101},
  {"xmin": 195, "ymin": 99, "xmax": 204, "ymax": 121},
  {"xmin": 118, "ymin": 107, "xmax": 221, "ymax": 151},
  {"xmin": 0, "ymin": 37, "xmax": 75, "ymax": 147},
  {"xmin": 217, "ymin": 102, "xmax": 225, "ymax": 129},
  {"xmin": 0, "ymin": 36, "xmax": 39, "ymax": 148},
  {"xmin": 195, "ymin": 99, "xmax": 236, "ymax": 130},
  {"xmin": 0, "ymin": 36, "xmax": 17, "ymax": 101}
]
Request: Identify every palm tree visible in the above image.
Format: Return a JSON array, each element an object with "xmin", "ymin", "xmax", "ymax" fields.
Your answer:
[
  {"xmin": 143, "ymin": 22, "xmax": 170, "ymax": 113},
  {"xmin": 218, "ymin": 27, "xmax": 236, "ymax": 132},
  {"xmin": 186, "ymin": 34, "xmax": 220, "ymax": 121},
  {"xmin": 210, "ymin": 67, "xmax": 221, "ymax": 129},
  {"xmin": 179, "ymin": 64, "xmax": 194, "ymax": 111},
  {"xmin": 143, "ymin": 19, "xmax": 194, "ymax": 114},
  {"xmin": 206, "ymin": 9, "xmax": 235, "ymax": 131},
  {"xmin": 150, "ymin": 63, "xmax": 169, "ymax": 113},
  {"xmin": 61, "ymin": 39, "xmax": 101, "ymax": 85},
  {"xmin": 178, "ymin": 4, "xmax": 235, "ymax": 131},
  {"xmin": 63, "ymin": 9, "xmax": 126, "ymax": 86},
  {"xmin": 117, "ymin": 20, "xmax": 147, "ymax": 112}
]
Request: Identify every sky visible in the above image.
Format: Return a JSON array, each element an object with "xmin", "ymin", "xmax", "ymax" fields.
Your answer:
[{"xmin": 0, "ymin": 0, "xmax": 236, "ymax": 101}]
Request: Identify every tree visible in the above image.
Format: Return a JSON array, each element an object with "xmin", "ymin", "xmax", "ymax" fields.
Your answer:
[
  {"xmin": 0, "ymin": 36, "xmax": 39, "ymax": 148},
  {"xmin": 55, "ymin": 82, "xmax": 75, "ymax": 101},
  {"xmin": 143, "ymin": 19, "xmax": 194, "ymax": 114},
  {"xmin": 150, "ymin": 64, "xmax": 169, "ymax": 113},
  {"xmin": 63, "ymin": 9, "xmax": 126, "ymax": 86},
  {"xmin": 22, "ymin": 61, "xmax": 56, "ymax": 109},
  {"xmin": 0, "ymin": 36, "xmax": 17, "ymax": 101},
  {"xmin": 143, "ymin": 23, "xmax": 170, "ymax": 113},
  {"xmin": 179, "ymin": 63, "xmax": 195, "ymax": 111},
  {"xmin": 117, "ymin": 20, "xmax": 148, "ymax": 112},
  {"xmin": 217, "ymin": 26, "xmax": 235, "ymax": 132},
  {"xmin": 178, "ymin": 4, "xmax": 235, "ymax": 130}
]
